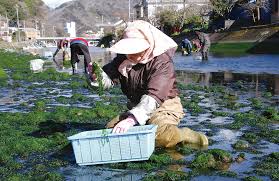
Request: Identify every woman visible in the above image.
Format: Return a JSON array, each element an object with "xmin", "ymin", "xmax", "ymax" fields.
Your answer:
[
  {"xmin": 195, "ymin": 31, "xmax": 211, "ymax": 61},
  {"xmin": 89, "ymin": 20, "xmax": 208, "ymax": 148},
  {"xmin": 70, "ymin": 37, "xmax": 91, "ymax": 74},
  {"xmin": 53, "ymin": 38, "xmax": 69, "ymax": 69}
]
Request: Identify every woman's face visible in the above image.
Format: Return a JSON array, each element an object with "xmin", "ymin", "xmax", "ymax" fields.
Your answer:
[{"xmin": 127, "ymin": 50, "xmax": 146, "ymax": 64}]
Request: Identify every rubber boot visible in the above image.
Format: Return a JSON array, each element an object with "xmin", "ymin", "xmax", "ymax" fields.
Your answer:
[{"xmin": 179, "ymin": 128, "xmax": 208, "ymax": 146}]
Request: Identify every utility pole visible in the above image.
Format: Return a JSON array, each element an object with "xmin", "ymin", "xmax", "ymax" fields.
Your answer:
[
  {"xmin": 129, "ymin": 0, "xmax": 131, "ymax": 21},
  {"xmin": 5, "ymin": 13, "xmax": 9, "ymax": 31},
  {"xmin": 6, "ymin": 13, "xmax": 9, "ymax": 36},
  {"xmin": 41, "ymin": 22, "xmax": 45, "ymax": 37},
  {"xmin": 53, "ymin": 26, "xmax": 56, "ymax": 37},
  {"xmin": 35, "ymin": 19, "xmax": 38, "ymax": 30},
  {"xmin": 15, "ymin": 4, "xmax": 21, "ymax": 42}
]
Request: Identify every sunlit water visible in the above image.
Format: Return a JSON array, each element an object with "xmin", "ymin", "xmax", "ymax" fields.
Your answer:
[{"xmin": 174, "ymin": 53, "xmax": 279, "ymax": 75}]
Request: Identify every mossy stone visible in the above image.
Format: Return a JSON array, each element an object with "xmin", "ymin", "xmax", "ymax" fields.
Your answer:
[
  {"xmin": 191, "ymin": 153, "xmax": 216, "ymax": 169},
  {"xmin": 232, "ymin": 140, "xmax": 249, "ymax": 150}
]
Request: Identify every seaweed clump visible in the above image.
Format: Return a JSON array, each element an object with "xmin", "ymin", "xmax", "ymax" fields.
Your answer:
[
  {"xmin": 190, "ymin": 149, "xmax": 232, "ymax": 170},
  {"xmin": 254, "ymin": 152, "xmax": 279, "ymax": 180},
  {"xmin": 92, "ymin": 62, "xmax": 104, "ymax": 95}
]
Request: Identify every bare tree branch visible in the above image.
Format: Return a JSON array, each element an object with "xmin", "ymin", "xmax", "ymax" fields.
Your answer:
[{"xmin": 210, "ymin": 0, "xmax": 238, "ymax": 18}]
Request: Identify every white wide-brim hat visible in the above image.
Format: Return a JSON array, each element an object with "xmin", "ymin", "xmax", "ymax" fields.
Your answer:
[{"xmin": 109, "ymin": 38, "xmax": 150, "ymax": 54}]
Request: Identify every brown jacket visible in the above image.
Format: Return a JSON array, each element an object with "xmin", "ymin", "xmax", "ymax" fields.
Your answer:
[{"xmin": 103, "ymin": 51, "xmax": 178, "ymax": 105}]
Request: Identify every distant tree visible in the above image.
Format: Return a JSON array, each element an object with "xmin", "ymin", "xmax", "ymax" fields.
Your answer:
[
  {"xmin": 24, "ymin": 0, "xmax": 46, "ymax": 17},
  {"xmin": 210, "ymin": 0, "xmax": 238, "ymax": 18},
  {"xmin": 154, "ymin": 8, "xmax": 179, "ymax": 34},
  {"xmin": 177, "ymin": 4, "xmax": 203, "ymax": 28},
  {"xmin": 152, "ymin": 3, "xmax": 210, "ymax": 34},
  {"xmin": 0, "ymin": 0, "xmax": 26, "ymax": 21}
]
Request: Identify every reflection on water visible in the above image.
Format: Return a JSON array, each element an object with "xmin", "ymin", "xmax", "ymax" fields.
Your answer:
[
  {"xmin": 192, "ymin": 176, "xmax": 240, "ymax": 181},
  {"xmin": 174, "ymin": 53, "xmax": 279, "ymax": 75},
  {"xmin": 61, "ymin": 166, "xmax": 144, "ymax": 181},
  {"xmin": 176, "ymin": 71, "xmax": 279, "ymax": 96}
]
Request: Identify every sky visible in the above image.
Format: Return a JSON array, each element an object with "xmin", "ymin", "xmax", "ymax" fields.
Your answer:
[{"xmin": 42, "ymin": 0, "xmax": 74, "ymax": 9}]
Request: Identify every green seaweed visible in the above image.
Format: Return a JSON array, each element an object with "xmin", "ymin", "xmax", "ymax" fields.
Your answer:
[
  {"xmin": 176, "ymin": 145, "xmax": 195, "ymax": 155},
  {"xmin": 208, "ymin": 149, "xmax": 232, "ymax": 163},
  {"xmin": 254, "ymin": 152, "xmax": 279, "ymax": 181},
  {"xmin": 191, "ymin": 153, "xmax": 216, "ymax": 169},
  {"xmin": 108, "ymin": 153, "xmax": 173, "ymax": 171},
  {"xmin": 92, "ymin": 62, "xmax": 104, "ymax": 95},
  {"xmin": 143, "ymin": 170, "xmax": 190, "ymax": 181},
  {"xmin": 243, "ymin": 176, "xmax": 262, "ymax": 181},
  {"xmin": 212, "ymin": 111, "xmax": 229, "ymax": 117},
  {"xmin": 191, "ymin": 149, "xmax": 232, "ymax": 170},
  {"xmin": 0, "ymin": 67, "xmax": 8, "ymax": 86},
  {"xmin": 242, "ymin": 133, "xmax": 259, "ymax": 144},
  {"xmin": 216, "ymin": 171, "xmax": 238, "ymax": 178},
  {"xmin": 262, "ymin": 107, "xmax": 279, "ymax": 122},
  {"xmin": 232, "ymin": 140, "xmax": 249, "ymax": 150},
  {"xmin": 249, "ymin": 98, "xmax": 263, "ymax": 109}
]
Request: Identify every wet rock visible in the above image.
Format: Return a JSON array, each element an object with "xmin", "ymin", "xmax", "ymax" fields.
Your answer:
[
  {"xmin": 235, "ymin": 153, "xmax": 245, "ymax": 163},
  {"xmin": 191, "ymin": 149, "xmax": 232, "ymax": 170},
  {"xmin": 243, "ymin": 176, "xmax": 262, "ymax": 181},
  {"xmin": 242, "ymin": 133, "xmax": 259, "ymax": 144},
  {"xmin": 262, "ymin": 107, "xmax": 279, "ymax": 122},
  {"xmin": 191, "ymin": 153, "xmax": 216, "ymax": 169},
  {"xmin": 208, "ymin": 149, "xmax": 233, "ymax": 163},
  {"xmin": 232, "ymin": 140, "xmax": 249, "ymax": 150}
]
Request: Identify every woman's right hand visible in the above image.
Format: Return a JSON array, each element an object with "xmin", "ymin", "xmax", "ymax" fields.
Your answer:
[{"xmin": 87, "ymin": 62, "xmax": 97, "ymax": 81}]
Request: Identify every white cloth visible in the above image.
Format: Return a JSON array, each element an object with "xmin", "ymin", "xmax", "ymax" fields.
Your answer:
[
  {"xmin": 90, "ymin": 71, "xmax": 114, "ymax": 89},
  {"xmin": 116, "ymin": 20, "xmax": 178, "ymax": 77},
  {"xmin": 129, "ymin": 95, "xmax": 159, "ymax": 125}
]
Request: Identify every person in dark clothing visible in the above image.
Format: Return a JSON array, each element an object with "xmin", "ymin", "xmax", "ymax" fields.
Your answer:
[
  {"xmin": 87, "ymin": 20, "xmax": 208, "ymax": 148},
  {"xmin": 195, "ymin": 31, "xmax": 211, "ymax": 61},
  {"xmin": 53, "ymin": 39, "xmax": 69, "ymax": 69},
  {"xmin": 70, "ymin": 38, "xmax": 91, "ymax": 74},
  {"xmin": 181, "ymin": 38, "xmax": 192, "ymax": 56}
]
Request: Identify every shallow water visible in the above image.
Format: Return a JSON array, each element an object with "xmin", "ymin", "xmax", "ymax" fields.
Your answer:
[
  {"xmin": 1, "ymin": 50, "xmax": 278, "ymax": 180},
  {"xmin": 60, "ymin": 166, "xmax": 145, "ymax": 181},
  {"xmin": 174, "ymin": 54, "xmax": 279, "ymax": 75}
]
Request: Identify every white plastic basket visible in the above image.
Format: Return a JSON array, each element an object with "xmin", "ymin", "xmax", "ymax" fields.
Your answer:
[{"xmin": 68, "ymin": 125, "xmax": 158, "ymax": 166}]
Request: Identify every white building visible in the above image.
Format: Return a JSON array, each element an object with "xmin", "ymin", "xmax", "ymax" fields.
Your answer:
[
  {"xmin": 135, "ymin": 0, "xmax": 210, "ymax": 19},
  {"xmin": 65, "ymin": 22, "xmax": 76, "ymax": 37}
]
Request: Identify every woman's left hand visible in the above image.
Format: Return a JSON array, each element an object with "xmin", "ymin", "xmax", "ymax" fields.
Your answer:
[{"xmin": 112, "ymin": 116, "xmax": 137, "ymax": 134}]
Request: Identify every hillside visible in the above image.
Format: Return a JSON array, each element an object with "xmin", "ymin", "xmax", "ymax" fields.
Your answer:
[
  {"xmin": 46, "ymin": 0, "xmax": 141, "ymax": 36},
  {"xmin": 0, "ymin": 0, "xmax": 49, "ymax": 25}
]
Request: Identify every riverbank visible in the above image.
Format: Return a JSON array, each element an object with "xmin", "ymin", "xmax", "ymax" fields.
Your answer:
[
  {"xmin": 210, "ymin": 42, "xmax": 254, "ymax": 56},
  {"xmin": 210, "ymin": 25, "xmax": 279, "ymax": 55},
  {"xmin": 174, "ymin": 24, "xmax": 279, "ymax": 55}
]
